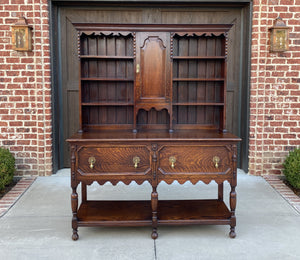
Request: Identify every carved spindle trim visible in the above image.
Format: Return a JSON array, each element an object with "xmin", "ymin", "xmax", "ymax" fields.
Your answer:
[
  {"xmin": 230, "ymin": 186, "xmax": 236, "ymax": 212},
  {"xmin": 71, "ymin": 187, "xmax": 79, "ymax": 240},
  {"xmin": 232, "ymin": 144, "xmax": 237, "ymax": 161},
  {"xmin": 152, "ymin": 144, "xmax": 158, "ymax": 180},
  {"xmin": 70, "ymin": 145, "xmax": 76, "ymax": 183},
  {"xmin": 71, "ymin": 189, "xmax": 78, "ymax": 220},
  {"xmin": 170, "ymin": 32, "xmax": 174, "ymax": 59},
  {"xmin": 151, "ymin": 187, "xmax": 158, "ymax": 240},
  {"xmin": 226, "ymin": 144, "xmax": 238, "ymax": 184},
  {"xmin": 151, "ymin": 143, "xmax": 159, "ymax": 239},
  {"xmin": 77, "ymin": 31, "xmax": 81, "ymax": 60},
  {"xmin": 133, "ymin": 32, "xmax": 136, "ymax": 58},
  {"xmin": 232, "ymin": 144, "xmax": 237, "ymax": 185},
  {"xmin": 225, "ymin": 32, "xmax": 229, "ymax": 62},
  {"xmin": 229, "ymin": 185, "xmax": 237, "ymax": 238},
  {"xmin": 229, "ymin": 143, "xmax": 237, "ymax": 238}
]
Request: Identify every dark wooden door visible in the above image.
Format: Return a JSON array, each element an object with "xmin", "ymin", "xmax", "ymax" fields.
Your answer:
[
  {"xmin": 54, "ymin": 4, "xmax": 251, "ymax": 169},
  {"xmin": 135, "ymin": 31, "xmax": 172, "ymax": 131},
  {"xmin": 135, "ymin": 32, "xmax": 171, "ymax": 105}
]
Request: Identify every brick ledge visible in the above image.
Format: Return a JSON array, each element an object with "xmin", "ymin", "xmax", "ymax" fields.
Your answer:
[
  {"xmin": 263, "ymin": 175, "xmax": 300, "ymax": 214},
  {"xmin": 0, "ymin": 177, "xmax": 36, "ymax": 217}
]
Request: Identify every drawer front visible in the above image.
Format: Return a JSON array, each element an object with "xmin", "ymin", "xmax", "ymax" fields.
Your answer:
[
  {"xmin": 158, "ymin": 145, "xmax": 232, "ymax": 174},
  {"xmin": 77, "ymin": 146, "xmax": 150, "ymax": 175}
]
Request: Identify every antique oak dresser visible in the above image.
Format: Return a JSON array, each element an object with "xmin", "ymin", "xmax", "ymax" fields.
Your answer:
[{"xmin": 67, "ymin": 23, "xmax": 241, "ymax": 240}]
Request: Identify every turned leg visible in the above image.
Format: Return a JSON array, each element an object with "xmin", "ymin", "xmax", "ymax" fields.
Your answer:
[
  {"xmin": 151, "ymin": 187, "xmax": 158, "ymax": 239},
  {"xmin": 71, "ymin": 186, "xmax": 79, "ymax": 240},
  {"xmin": 218, "ymin": 183, "xmax": 224, "ymax": 201},
  {"xmin": 70, "ymin": 144, "xmax": 79, "ymax": 240},
  {"xmin": 229, "ymin": 184, "xmax": 237, "ymax": 238},
  {"xmin": 229, "ymin": 144, "xmax": 238, "ymax": 238}
]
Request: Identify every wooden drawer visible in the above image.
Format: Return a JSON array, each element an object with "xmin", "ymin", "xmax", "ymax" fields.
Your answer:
[
  {"xmin": 77, "ymin": 146, "xmax": 151, "ymax": 175},
  {"xmin": 158, "ymin": 145, "xmax": 232, "ymax": 174}
]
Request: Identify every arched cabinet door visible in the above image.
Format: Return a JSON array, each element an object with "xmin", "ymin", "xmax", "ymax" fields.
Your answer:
[{"xmin": 134, "ymin": 32, "xmax": 172, "ymax": 131}]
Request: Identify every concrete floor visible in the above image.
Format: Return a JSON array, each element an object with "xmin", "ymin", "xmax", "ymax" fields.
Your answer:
[{"xmin": 0, "ymin": 169, "xmax": 300, "ymax": 260}]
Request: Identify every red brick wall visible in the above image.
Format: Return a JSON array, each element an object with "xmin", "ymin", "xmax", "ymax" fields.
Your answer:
[
  {"xmin": 0, "ymin": 1, "xmax": 299, "ymax": 176},
  {"xmin": 0, "ymin": 0, "xmax": 52, "ymax": 176},
  {"xmin": 249, "ymin": 0, "xmax": 300, "ymax": 175}
]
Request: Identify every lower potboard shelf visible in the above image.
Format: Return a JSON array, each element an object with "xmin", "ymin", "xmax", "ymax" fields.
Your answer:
[
  {"xmin": 77, "ymin": 200, "xmax": 152, "ymax": 226},
  {"xmin": 77, "ymin": 200, "xmax": 231, "ymax": 226}
]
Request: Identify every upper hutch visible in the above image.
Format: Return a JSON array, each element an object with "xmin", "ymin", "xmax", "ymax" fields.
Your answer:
[
  {"xmin": 77, "ymin": 24, "xmax": 228, "ymax": 133},
  {"xmin": 67, "ymin": 23, "xmax": 241, "ymax": 240}
]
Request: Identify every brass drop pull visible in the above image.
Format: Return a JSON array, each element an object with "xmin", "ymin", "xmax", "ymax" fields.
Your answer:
[
  {"xmin": 88, "ymin": 157, "xmax": 96, "ymax": 169},
  {"xmin": 169, "ymin": 156, "xmax": 176, "ymax": 169},
  {"xmin": 136, "ymin": 64, "xmax": 140, "ymax": 73},
  {"xmin": 213, "ymin": 156, "xmax": 220, "ymax": 169},
  {"xmin": 133, "ymin": 156, "xmax": 140, "ymax": 168}
]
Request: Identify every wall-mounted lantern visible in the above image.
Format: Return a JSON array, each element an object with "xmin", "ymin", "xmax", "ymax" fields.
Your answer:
[
  {"xmin": 11, "ymin": 17, "xmax": 33, "ymax": 51},
  {"xmin": 269, "ymin": 17, "xmax": 290, "ymax": 52}
]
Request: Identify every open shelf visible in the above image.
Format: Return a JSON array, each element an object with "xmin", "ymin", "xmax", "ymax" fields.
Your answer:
[
  {"xmin": 77, "ymin": 200, "xmax": 231, "ymax": 226},
  {"xmin": 158, "ymin": 200, "xmax": 231, "ymax": 224},
  {"xmin": 173, "ymin": 102, "xmax": 224, "ymax": 106},
  {"xmin": 173, "ymin": 56, "xmax": 225, "ymax": 60},
  {"xmin": 82, "ymin": 124, "xmax": 134, "ymax": 130},
  {"xmin": 80, "ymin": 55, "xmax": 134, "ymax": 59},
  {"xmin": 173, "ymin": 78, "xmax": 225, "ymax": 82},
  {"xmin": 82, "ymin": 102, "xmax": 134, "ymax": 106},
  {"xmin": 77, "ymin": 201, "xmax": 152, "ymax": 226},
  {"xmin": 81, "ymin": 78, "xmax": 134, "ymax": 82}
]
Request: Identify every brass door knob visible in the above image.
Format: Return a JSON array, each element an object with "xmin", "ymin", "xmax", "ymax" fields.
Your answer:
[
  {"xmin": 213, "ymin": 156, "xmax": 220, "ymax": 169},
  {"xmin": 169, "ymin": 156, "xmax": 176, "ymax": 169},
  {"xmin": 133, "ymin": 156, "xmax": 140, "ymax": 168},
  {"xmin": 88, "ymin": 157, "xmax": 96, "ymax": 169}
]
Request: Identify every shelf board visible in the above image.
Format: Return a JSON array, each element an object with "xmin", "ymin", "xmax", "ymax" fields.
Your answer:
[
  {"xmin": 173, "ymin": 102, "xmax": 224, "ymax": 106},
  {"xmin": 77, "ymin": 200, "xmax": 152, "ymax": 226},
  {"xmin": 173, "ymin": 124, "xmax": 219, "ymax": 130},
  {"xmin": 82, "ymin": 124, "xmax": 133, "ymax": 130},
  {"xmin": 81, "ymin": 78, "xmax": 134, "ymax": 82},
  {"xmin": 173, "ymin": 78, "xmax": 224, "ymax": 82},
  {"xmin": 76, "ymin": 200, "xmax": 231, "ymax": 226},
  {"xmin": 69, "ymin": 128, "xmax": 241, "ymax": 141},
  {"xmin": 80, "ymin": 55, "xmax": 134, "ymax": 60},
  {"xmin": 82, "ymin": 102, "xmax": 134, "ymax": 106},
  {"xmin": 157, "ymin": 200, "xmax": 231, "ymax": 224},
  {"xmin": 173, "ymin": 56, "xmax": 225, "ymax": 60}
]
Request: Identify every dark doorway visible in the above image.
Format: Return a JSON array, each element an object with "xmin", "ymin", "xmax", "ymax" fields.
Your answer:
[{"xmin": 50, "ymin": 2, "xmax": 251, "ymax": 172}]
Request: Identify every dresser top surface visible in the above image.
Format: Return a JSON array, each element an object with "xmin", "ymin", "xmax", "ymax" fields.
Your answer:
[{"xmin": 67, "ymin": 129, "xmax": 241, "ymax": 143}]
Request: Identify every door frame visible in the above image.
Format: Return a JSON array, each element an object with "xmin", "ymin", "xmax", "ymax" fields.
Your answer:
[{"xmin": 49, "ymin": 1, "xmax": 252, "ymax": 173}]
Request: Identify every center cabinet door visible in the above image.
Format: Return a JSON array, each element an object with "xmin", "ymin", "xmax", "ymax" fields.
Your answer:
[{"xmin": 135, "ymin": 32, "xmax": 172, "ymax": 112}]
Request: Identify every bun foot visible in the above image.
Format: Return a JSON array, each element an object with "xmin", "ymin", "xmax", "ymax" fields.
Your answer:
[
  {"xmin": 229, "ymin": 228, "xmax": 236, "ymax": 238},
  {"xmin": 72, "ymin": 232, "xmax": 79, "ymax": 241},
  {"xmin": 151, "ymin": 229, "xmax": 158, "ymax": 240}
]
